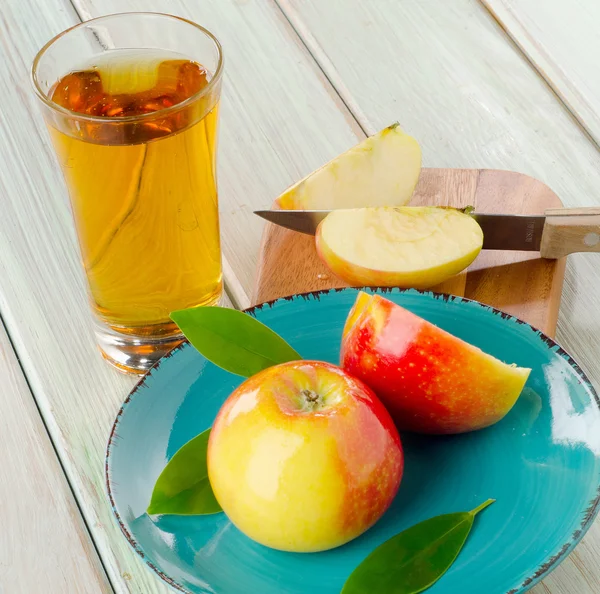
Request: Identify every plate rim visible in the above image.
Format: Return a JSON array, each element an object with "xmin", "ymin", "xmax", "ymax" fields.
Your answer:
[{"xmin": 105, "ymin": 287, "xmax": 600, "ymax": 594}]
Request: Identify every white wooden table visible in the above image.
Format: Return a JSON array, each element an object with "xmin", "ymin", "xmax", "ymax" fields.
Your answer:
[{"xmin": 1, "ymin": 1, "xmax": 600, "ymax": 592}]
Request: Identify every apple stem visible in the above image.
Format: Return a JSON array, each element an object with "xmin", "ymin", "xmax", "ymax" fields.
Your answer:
[
  {"xmin": 300, "ymin": 389, "xmax": 324, "ymax": 411},
  {"xmin": 301, "ymin": 389, "xmax": 319, "ymax": 403}
]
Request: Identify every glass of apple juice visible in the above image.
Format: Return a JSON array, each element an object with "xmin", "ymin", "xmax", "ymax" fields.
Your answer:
[{"xmin": 32, "ymin": 13, "xmax": 224, "ymax": 373}]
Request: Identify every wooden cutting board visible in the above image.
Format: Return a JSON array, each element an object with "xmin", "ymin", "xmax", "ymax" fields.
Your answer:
[{"xmin": 252, "ymin": 168, "xmax": 566, "ymax": 337}]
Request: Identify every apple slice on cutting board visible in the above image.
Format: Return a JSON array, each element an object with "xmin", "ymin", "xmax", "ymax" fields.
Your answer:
[
  {"xmin": 276, "ymin": 123, "xmax": 422, "ymax": 210},
  {"xmin": 316, "ymin": 206, "xmax": 484, "ymax": 289}
]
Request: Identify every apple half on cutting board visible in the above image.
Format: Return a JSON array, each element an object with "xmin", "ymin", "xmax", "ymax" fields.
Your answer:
[{"xmin": 316, "ymin": 206, "xmax": 484, "ymax": 289}]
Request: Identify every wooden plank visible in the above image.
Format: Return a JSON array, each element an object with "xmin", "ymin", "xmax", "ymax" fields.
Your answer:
[
  {"xmin": 0, "ymin": 0, "xmax": 355, "ymax": 591},
  {"xmin": 481, "ymin": 0, "xmax": 600, "ymax": 147},
  {"xmin": 0, "ymin": 318, "xmax": 112, "ymax": 594},
  {"xmin": 254, "ymin": 168, "xmax": 566, "ymax": 337}
]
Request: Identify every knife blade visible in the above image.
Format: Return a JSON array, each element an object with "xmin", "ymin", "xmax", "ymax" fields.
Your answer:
[{"xmin": 254, "ymin": 209, "xmax": 546, "ymax": 251}]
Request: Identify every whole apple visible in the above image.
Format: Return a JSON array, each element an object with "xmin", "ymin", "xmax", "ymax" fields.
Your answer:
[
  {"xmin": 341, "ymin": 292, "xmax": 531, "ymax": 434},
  {"xmin": 207, "ymin": 360, "xmax": 403, "ymax": 553}
]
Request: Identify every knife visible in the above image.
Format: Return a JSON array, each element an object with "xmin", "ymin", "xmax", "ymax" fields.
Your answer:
[{"xmin": 254, "ymin": 207, "xmax": 600, "ymax": 258}]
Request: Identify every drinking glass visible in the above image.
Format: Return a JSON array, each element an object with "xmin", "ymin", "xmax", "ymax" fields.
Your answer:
[{"xmin": 32, "ymin": 13, "xmax": 224, "ymax": 373}]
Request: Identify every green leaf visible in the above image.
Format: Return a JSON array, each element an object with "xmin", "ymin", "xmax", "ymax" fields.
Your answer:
[
  {"xmin": 342, "ymin": 499, "xmax": 495, "ymax": 594},
  {"xmin": 171, "ymin": 306, "xmax": 302, "ymax": 377},
  {"xmin": 147, "ymin": 428, "xmax": 222, "ymax": 516}
]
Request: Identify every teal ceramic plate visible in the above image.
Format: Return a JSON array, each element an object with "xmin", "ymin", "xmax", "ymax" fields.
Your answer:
[{"xmin": 107, "ymin": 288, "xmax": 600, "ymax": 594}]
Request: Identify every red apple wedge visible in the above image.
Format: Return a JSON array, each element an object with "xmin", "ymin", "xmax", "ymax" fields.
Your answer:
[{"xmin": 340, "ymin": 292, "xmax": 531, "ymax": 434}]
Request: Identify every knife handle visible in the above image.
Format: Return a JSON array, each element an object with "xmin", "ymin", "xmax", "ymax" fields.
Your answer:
[{"xmin": 541, "ymin": 207, "xmax": 600, "ymax": 258}]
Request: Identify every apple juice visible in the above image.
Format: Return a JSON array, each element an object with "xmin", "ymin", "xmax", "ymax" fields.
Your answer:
[{"xmin": 47, "ymin": 50, "xmax": 222, "ymax": 332}]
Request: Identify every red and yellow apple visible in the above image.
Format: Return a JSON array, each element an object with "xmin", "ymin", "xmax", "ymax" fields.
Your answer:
[
  {"xmin": 341, "ymin": 292, "xmax": 531, "ymax": 434},
  {"xmin": 315, "ymin": 206, "xmax": 483, "ymax": 288},
  {"xmin": 207, "ymin": 360, "xmax": 403, "ymax": 552}
]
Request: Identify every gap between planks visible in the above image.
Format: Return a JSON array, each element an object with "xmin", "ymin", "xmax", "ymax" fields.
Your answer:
[
  {"xmin": 478, "ymin": 0, "xmax": 600, "ymax": 155},
  {"xmin": 0, "ymin": 311, "xmax": 113, "ymax": 593},
  {"xmin": 278, "ymin": 0, "xmax": 600, "ymax": 161},
  {"xmin": 274, "ymin": 0, "xmax": 372, "ymax": 137},
  {"xmin": 7, "ymin": 1, "xmax": 119, "ymax": 588}
]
